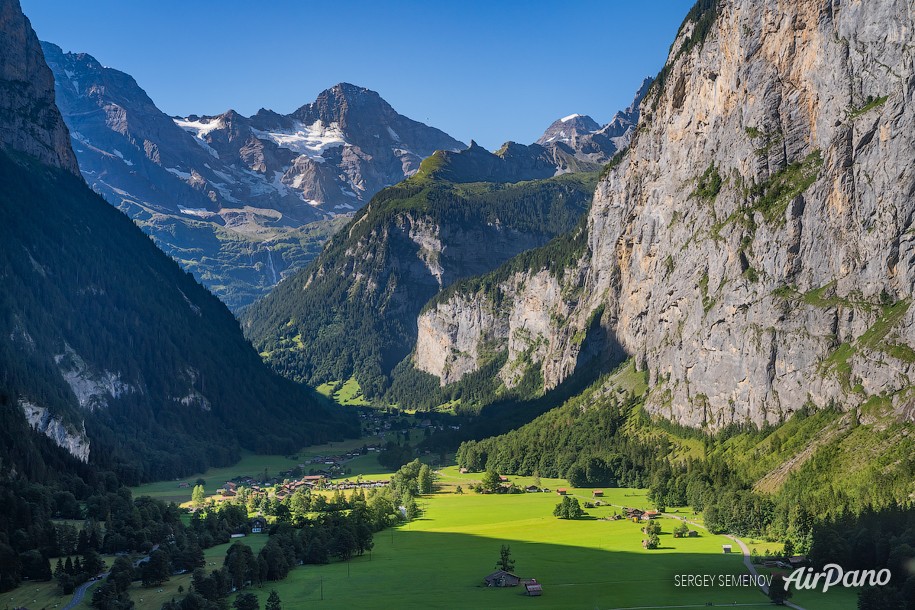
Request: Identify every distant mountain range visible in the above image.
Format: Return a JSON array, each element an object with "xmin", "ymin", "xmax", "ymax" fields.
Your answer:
[
  {"xmin": 41, "ymin": 44, "xmax": 465, "ymax": 309},
  {"xmin": 42, "ymin": 40, "xmax": 650, "ymax": 310}
]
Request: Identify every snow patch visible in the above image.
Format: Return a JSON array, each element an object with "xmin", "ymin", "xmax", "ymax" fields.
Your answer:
[
  {"xmin": 251, "ymin": 120, "xmax": 346, "ymax": 160},
  {"xmin": 560, "ymin": 113, "xmax": 581, "ymax": 123},
  {"xmin": 166, "ymin": 167, "xmax": 193, "ymax": 180},
  {"xmin": 173, "ymin": 117, "xmax": 222, "ymax": 158},
  {"xmin": 112, "ymin": 149, "xmax": 134, "ymax": 166},
  {"xmin": 178, "ymin": 207, "xmax": 212, "ymax": 218}
]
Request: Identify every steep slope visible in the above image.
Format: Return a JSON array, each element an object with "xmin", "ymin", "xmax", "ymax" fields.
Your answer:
[
  {"xmin": 243, "ymin": 169, "xmax": 597, "ymax": 398},
  {"xmin": 41, "ymin": 45, "xmax": 463, "ymax": 309},
  {"xmin": 0, "ymin": 1, "xmax": 355, "ymax": 485},
  {"xmin": 415, "ymin": 0, "xmax": 915, "ymax": 431}
]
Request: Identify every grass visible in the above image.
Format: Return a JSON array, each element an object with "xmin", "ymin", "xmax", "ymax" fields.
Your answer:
[
  {"xmin": 848, "ymin": 95, "xmax": 888, "ymax": 119},
  {"xmin": 222, "ymin": 484, "xmax": 858, "ymax": 609},
  {"xmin": 316, "ymin": 376, "xmax": 371, "ymax": 406}
]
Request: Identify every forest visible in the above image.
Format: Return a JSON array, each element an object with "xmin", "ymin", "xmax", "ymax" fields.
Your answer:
[{"xmin": 0, "ymin": 151, "xmax": 357, "ymax": 485}]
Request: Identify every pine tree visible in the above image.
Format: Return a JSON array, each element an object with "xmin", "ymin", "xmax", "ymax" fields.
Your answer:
[
  {"xmin": 418, "ymin": 464, "xmax": 434, "ymax": 495},
  {"xmin": 495, "ymin": 544, "xmax": 515, "ymax": 572},
  {"xmin": 265, "ymin": 589, "xmax": 282, "ymax": 610}
]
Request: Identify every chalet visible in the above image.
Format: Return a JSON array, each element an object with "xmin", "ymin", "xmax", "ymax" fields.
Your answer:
[
  {"xmin": 483, "ymin": 570, "xmax": 521, "ymax": 588},
  {"xmin": 592, "ymin": 490, "xmax": 604, "ymax": 497},
  {"xmin": 556, "ymin": 488, "xmax": 567, "ymax": 495},
  {"xmin": 499, "ymin": 475, "xmax": 509, "ymax": 482},
  {"xmin": 250, "ymin": 518, "xmax": 266, "ymax": 534},
  {"xmin": 722, "ymin": 544, "xmax": 732, "ymax": 554},
  {"xmin": 524, "ymin": 485, "xmax": 540, "ymax": 493},
  {"xmin": 788, "ymin": 555, "xmax": 808, "ymax": 568},
  {"xmin": 642, "ymin": 510, "xmax": 660, "ymax": 520},
  {"xmin": 225, "ymin": 482, "xmax": 237, "ymax": 491},
  {"xmin": 524, "ymin": 580, "xmax": 543, "ymax": 596}
]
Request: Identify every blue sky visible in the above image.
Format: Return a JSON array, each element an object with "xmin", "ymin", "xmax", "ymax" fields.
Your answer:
[{"xmin": 22, "ymin": 1, "xmax": 693, "ymax": 150}]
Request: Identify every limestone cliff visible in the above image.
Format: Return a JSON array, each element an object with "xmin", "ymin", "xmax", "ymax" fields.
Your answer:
[
  {"xmin": 415, "ymin": 0, "xmax": 915, "ymax": 429},
  {"xmin": 0, "ymin": 0, "xmax": 78, "ymax": 173}
]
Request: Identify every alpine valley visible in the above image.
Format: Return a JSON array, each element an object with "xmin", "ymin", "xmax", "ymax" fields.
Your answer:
[{"xmin": 3, "ymin": 0, "xmax": 915, "ymax": 609}]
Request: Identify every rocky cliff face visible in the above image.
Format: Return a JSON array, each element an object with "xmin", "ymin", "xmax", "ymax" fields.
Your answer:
[
  {"xmin": 0, "ymin": 0, "xmax": 77, "ymax": 173},
  {"xmin": 416, "ymin": 0, "xmax": 915, "ymax": 430},
  {"xmin": 20, "ymin": 400, "xmax": 90, "ymax": 462}
]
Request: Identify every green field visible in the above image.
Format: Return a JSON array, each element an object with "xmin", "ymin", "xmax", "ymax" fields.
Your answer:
[
  {"xmin": 221, "ymin": 490, "xmax": 765, "ymax": 609},
  {"xmin": 117, "ymin": 458, "xmax": 861, "ymax": 609},
  {"xmin": 316, "ymin": 377, "xmax": 371, "ymax": 406}
]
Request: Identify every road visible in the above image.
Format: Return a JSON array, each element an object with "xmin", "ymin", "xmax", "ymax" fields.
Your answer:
[{"xmin": 63, "ymin": 572, "xmax": 107, "ymax": 610}]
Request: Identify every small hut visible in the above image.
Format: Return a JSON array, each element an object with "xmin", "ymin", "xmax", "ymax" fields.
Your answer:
[{"xmin": 484, "ymin": 570, "xmax": 521, "ymax": 587}]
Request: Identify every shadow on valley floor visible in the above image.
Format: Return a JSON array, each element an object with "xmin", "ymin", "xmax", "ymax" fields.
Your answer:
[{"xmin": 207, "ymin": 528, "xmax": 855, "ymax": 610}]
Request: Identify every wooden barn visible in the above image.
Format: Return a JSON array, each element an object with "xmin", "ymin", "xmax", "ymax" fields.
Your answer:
[{"xmin": 484, "ymin": 570, "xmax": 521, "ymax": 588}]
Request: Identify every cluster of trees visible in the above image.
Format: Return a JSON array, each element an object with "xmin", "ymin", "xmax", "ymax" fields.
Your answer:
[
  {"xmin": 553, "ymin": 497, "xmax": 586, "ymax": 520},
  {"xmin": 642, "ymin": 520, "xmax": 662, "ymax": 550},
  {"xmin": 163, "ymin": 459, "xmax": 435, "ymax": 608},
  {"xmin": 808, "ymin": 506, "xmax": 915, "ymax": 609},
  {"xmin": 456, "ymin": 388, "xmax": 652, "ymax": 487}
]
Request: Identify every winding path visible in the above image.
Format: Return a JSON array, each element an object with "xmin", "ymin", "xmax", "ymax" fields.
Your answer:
[{"xmin": 62, "ymin": 572, "xmax": 107, "ymax": 610}]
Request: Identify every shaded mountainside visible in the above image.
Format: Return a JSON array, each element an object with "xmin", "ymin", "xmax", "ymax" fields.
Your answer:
[
  {"xmin": 416, "ymin": 0, "xmax": 915, "ymax": 432},
  {"xmin": 242, "ymin": 170, "xmax": 598, "ymax": 397},
  {"xmin": 41, "ymin": 45, "xmax": 463, "ymax": 310},
  {"xmin": 0, "ymin": 5, "xmax": 355, "ymax": 485}
]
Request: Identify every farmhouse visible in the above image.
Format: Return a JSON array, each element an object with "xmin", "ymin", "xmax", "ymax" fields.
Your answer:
[
  {"xmin": 642, "ymin": 510, "xmax": 660, "ymax": 520},
  {"xmin": 484, "ymin": 570, "xmax": 521, "ymax": 587},
  {"xmin": 524, "ymin": 580, "xmax": 543, "ymax": 596},
  {"xmin": 250, "ymin": 518, "xmax": 266, "ymax": 534},
  {"xmin": 592, "ymin": 490, "xmax": 604, "ymax": 497},
  {"xmin": 556, "ymin": 488, "xmax": 567, "ymax": 495},
  {"xmin": 525, "ymin": 485, "xmax": 540, "ymax": 493}
]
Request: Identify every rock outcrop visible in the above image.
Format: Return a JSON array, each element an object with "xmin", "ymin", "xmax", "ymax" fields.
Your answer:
[
  {"xmin": 415, "ymin": 0, "xmax": 915, "ymax": 430},
  {"xmin": 20, "ymin": 400, "xmax": 90, "ymax": 462},
  {"xmin": 0, "ymin": 0, "xmax": 78, "ymax": 173}
]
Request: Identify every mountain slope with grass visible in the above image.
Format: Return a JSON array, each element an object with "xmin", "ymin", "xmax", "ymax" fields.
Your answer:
[{"xmin": 242, "ymin": 167, "xmax": 598, "ymax": 398}]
